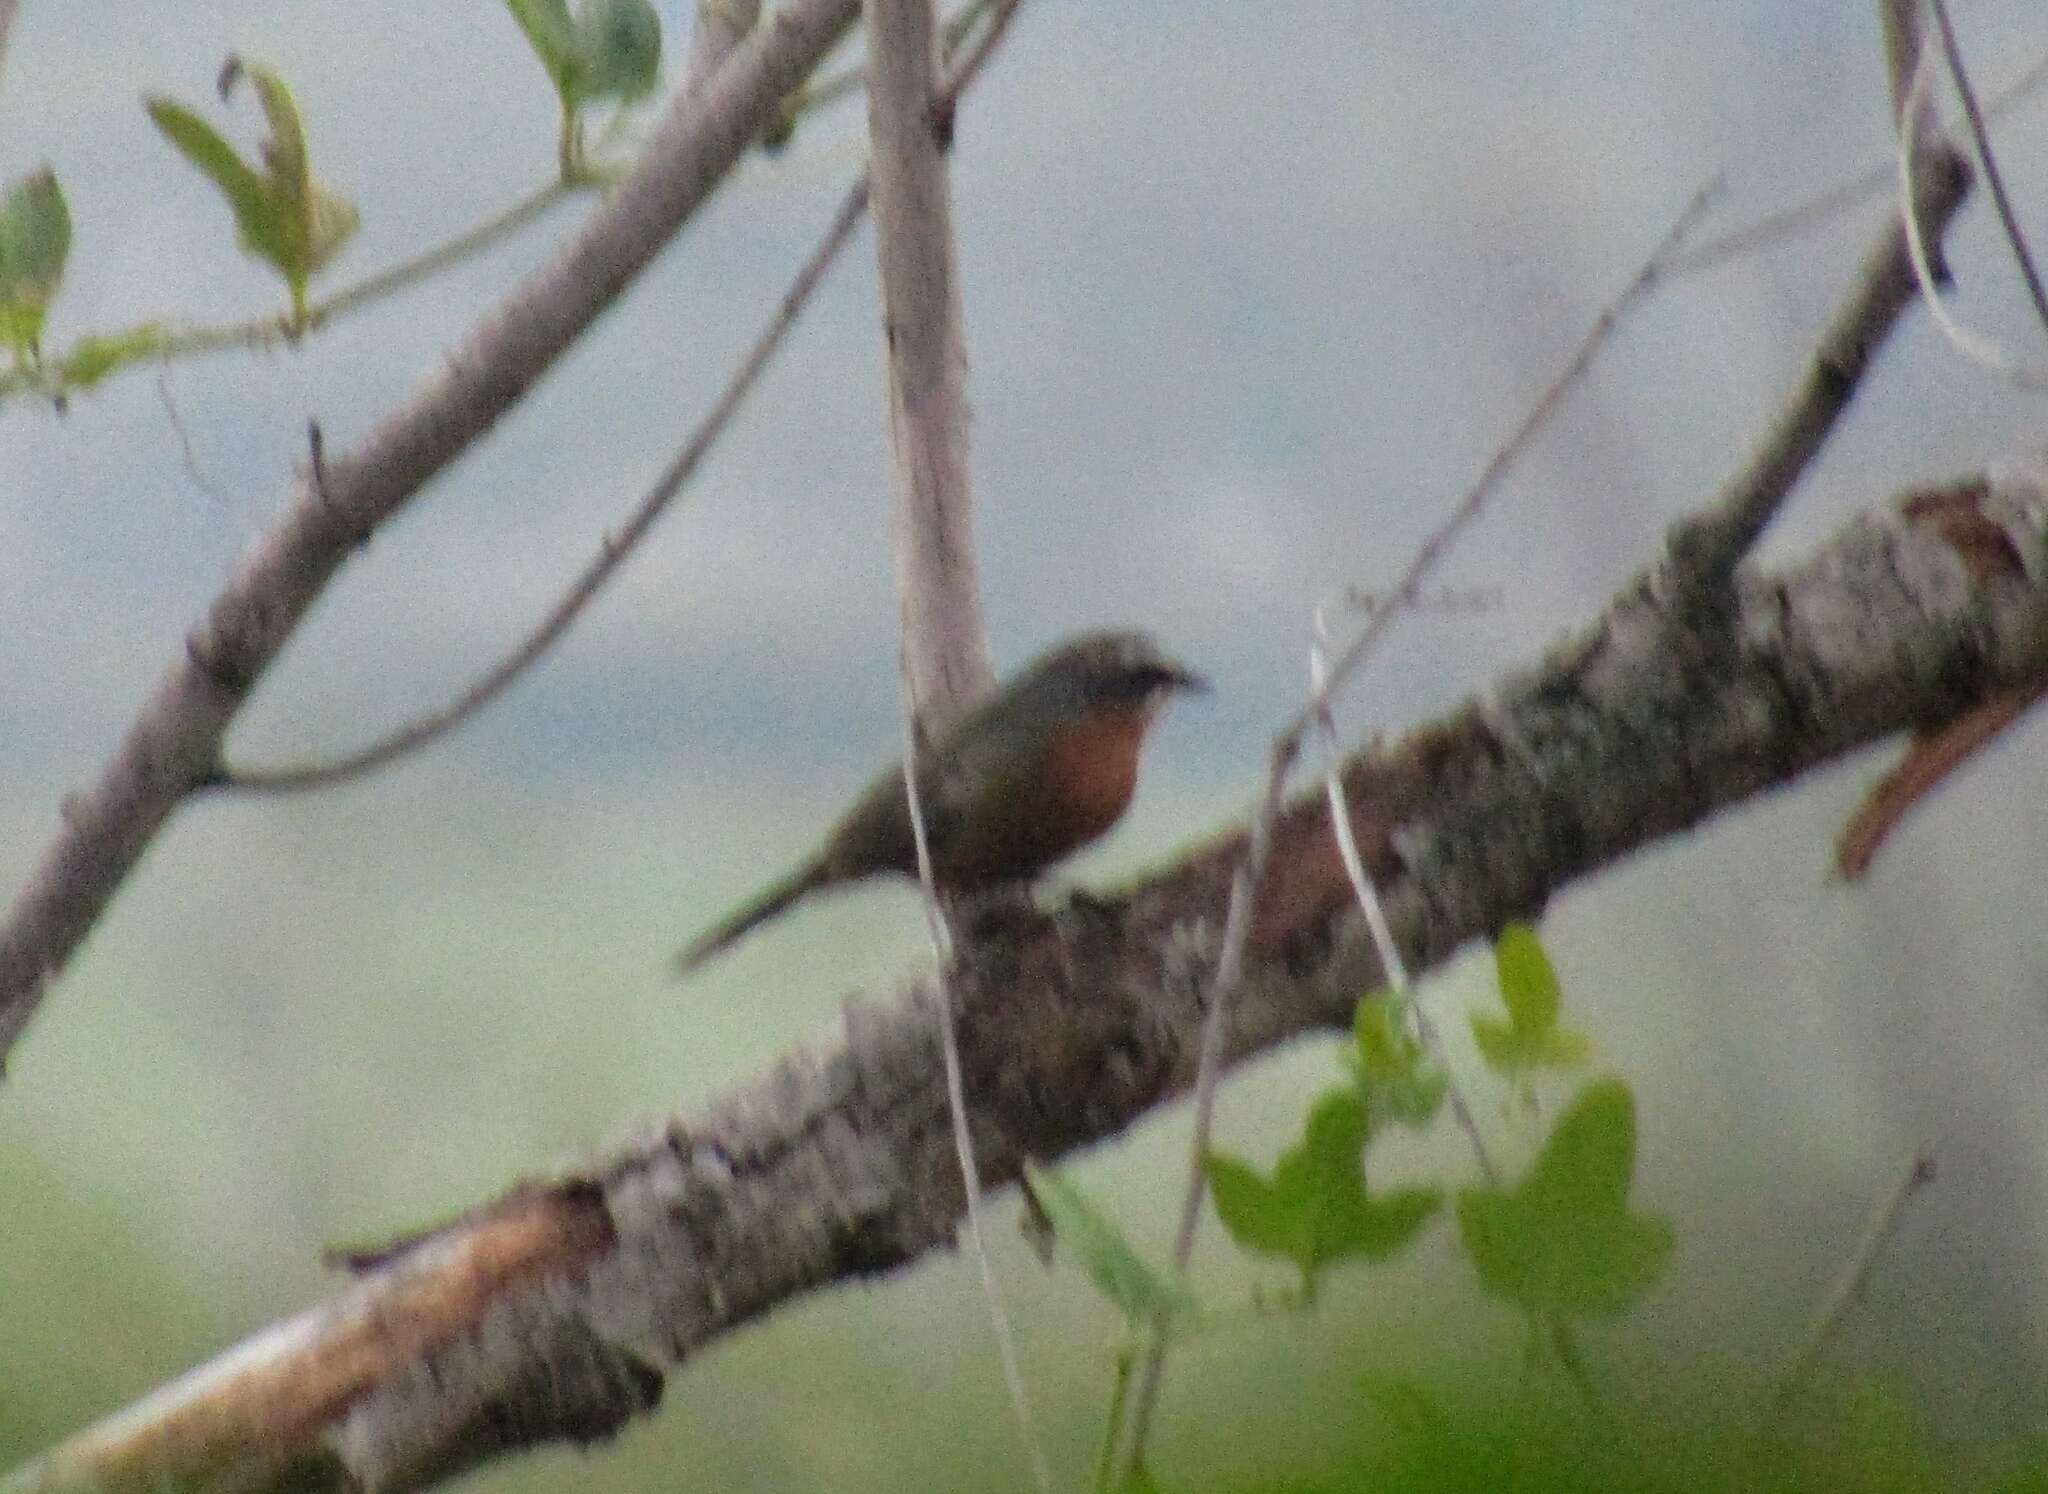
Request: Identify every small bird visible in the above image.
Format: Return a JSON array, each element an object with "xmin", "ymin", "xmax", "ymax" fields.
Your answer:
[{"xmin": 675, "ymin": 629, "xmax": 1208, "ymax": 973}]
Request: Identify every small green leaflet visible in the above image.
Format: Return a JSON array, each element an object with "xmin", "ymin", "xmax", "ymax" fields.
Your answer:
[
  {"xmin": 1471, "ymin": 922, "xmax": 1593, "ymax": 1078},
  {"xmin": 1205, "ymin": 1087, "xmax": 1440, "ymax": 1298},
  {"xmin": 145, "ymin": 59, "xmax": 359, "ymax": 323},
  {"xmin": 0, "ymin": 169, "xmax": 71, "ymax": 358},
  {"xmin": 1023, "ymin": 1161, "xmax": 1197, "ymax": 1330},
  {"xmin": 1346, "ymin": 993, "xmax": 1448, "ymax": 1128},
  {"xmin": 1456, "ymin": 1079, "xmax": 1673, "ymax": 1319},
  {"xmin": 505, "ymin": 0, "xmax": 661, "ymax": 110}
]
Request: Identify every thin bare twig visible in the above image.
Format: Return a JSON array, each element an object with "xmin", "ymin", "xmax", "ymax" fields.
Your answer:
[
  {"xmin": 1310, "ymin": 605, "xmax": 1405, "ymax": 992},
  {"xmin": 896, "ymin": 653, "xmax": 1051, "ymax": 1494},
  {"xmin": 1663, "ymin": 140, "xmax": 1971, "ymax": 591},
  {"xmin": 1309, "ymin": 605, "xmax": 1498, "ymax": 1185},
  {"xmin": 215, "ymin": 0, "xmax": 1024, "ymax": 793},
  {"xmin": 1898, "ymin": 49, "xmax": 2048, "ymax": 389},
  {"xmin": 1928, "ymin": 0, "xmax": 2048, "ymax": 333},
  {"xmin": 1115, "ymin": 760, "xmax": 1278, "ymax": 1485},
  {"xmin": 1772, "ymin": 1150, "xmax": 1937, "ymax": 1413},
  {"xmin": 215, "ymin": 181, "xmax": 871, "ymax": 791},
  {"xmin": 154, "ymin": 360, "xmax": 217, "ymax": 501},
  {"xmin": 868, "ymin": 0, "xmax": 1043, "ymax": 1486},
  {"xmin": 1285, "ymin": 181, "xmax": 1721, "ymax": 761},
  {"xmin": 301, "ymin": 183, "xmax": 584, "ymax": 332},
  {"xmin": 1118, "ymin": 174, "xmax": 1725, "ymax": 1493},
  {"xmin": 1660, "ymin": 51, "xmax": 2048, "ymax": 277},
  {"xmin": 0, "ymin": 0, "xmax": 868, "ymax": 1074},
  {"xmin": 0, "ymin": 182, "xmax": 586, "ymax": 408}
]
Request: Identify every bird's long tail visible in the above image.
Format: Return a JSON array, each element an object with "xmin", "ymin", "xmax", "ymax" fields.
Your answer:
[{"xmin": 674, "ymin": 860, "xmax": 832, "ymax": 975}]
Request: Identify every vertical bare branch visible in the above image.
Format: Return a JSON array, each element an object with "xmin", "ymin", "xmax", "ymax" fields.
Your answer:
[
  {"xmin": 866, "ymin": 0, "xmax": 1041, "ymax": 1482},
  {"xmin": 866, "ymin": 0, "xmax": 990, "ymax": 714},
  {"xmin": 1879, "ymin": 0, "xmax": 1935, "ymax": 136}
]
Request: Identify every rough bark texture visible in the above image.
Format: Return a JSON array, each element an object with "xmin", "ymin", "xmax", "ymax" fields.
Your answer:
[{"xmin": 13, "ymin": 464, "xmax": 2045, "ymax": 1494}]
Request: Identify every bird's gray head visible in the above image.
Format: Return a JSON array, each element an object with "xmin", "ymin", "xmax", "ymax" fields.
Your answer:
[{"xmin": 1032, "ymin": 628, "xmax": 1209, "ymax": 712}]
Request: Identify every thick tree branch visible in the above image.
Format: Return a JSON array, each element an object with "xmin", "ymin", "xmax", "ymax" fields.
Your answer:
[
  {"xmin": 10, "ymin": 460, "xmax": 2045, "ymax": 1494},
  {"xmin": 1659, "ymin": 143, "xmax": 1969, "ymax": 593},
  {"xmin": 0, "ymin": 0, "xmax": 864, "ymax": 1073}
]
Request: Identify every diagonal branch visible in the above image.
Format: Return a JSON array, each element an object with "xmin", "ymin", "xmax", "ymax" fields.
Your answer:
[
  {"xmin": 213, "ymin": 0, "xmax": 1026, "ymax": 795},
  {"xmin": 1659, "ymin": 143, "xmax": 1970, "ymax": 594},
  {"xmin": 8, "ymin": 458, "xmax": 2045, "ymax": 1494},
  {"xmin": 214, "ymin": 178, "xmax": 873, "ymax": 793},
  {"xmin": 0, "ymin": 0, "xmax": 865, "ymax": 1074}
]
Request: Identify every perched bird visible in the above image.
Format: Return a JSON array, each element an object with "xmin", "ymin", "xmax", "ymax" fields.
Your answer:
[{"xmin": 675, "ymin": 629, "xmax": 1207, "ymax": 973}]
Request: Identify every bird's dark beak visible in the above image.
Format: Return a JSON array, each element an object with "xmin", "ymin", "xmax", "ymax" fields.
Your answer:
[{"xmin": 1162, "ymin": 662, "xmax": 1210, "ymax": 695}]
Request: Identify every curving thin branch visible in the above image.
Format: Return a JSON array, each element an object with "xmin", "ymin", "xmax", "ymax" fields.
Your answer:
[
  {"xmin": 1659, "ymin": 49, "xmax": 2047, "ymax": 278},
  {"xmin": 1772, "ymin": 1150, "xmax": 1938, "ymax": 1413},
  {"xmin": 1927, "ymin": 0, "xmax": 2048, "ymax": 333},
  {"xmin": 1310, "ymin": 602, "xmax": 1497, "ymax": 1186},
  {"xmin": 214, "ymin": 0, "xmax": 1026, "ymax": 796},
  {"xmin": 0, "ymin": 0, "xmax": 869, "ymax": 1075},
  {"xmin": 1897, "ymin": 47, "xmax": 2048, "ymax": 388},
  {"xmin": 1661, "ymin": 141, "xmax": 1971, "ymax": 592},
  {"xmin": 214, "ymin": 179, "xmax": 872, "ymax": 792},
  {"xmin": 1117, "ymin": 176, "xmax": 1726, "ymax": 1489}
]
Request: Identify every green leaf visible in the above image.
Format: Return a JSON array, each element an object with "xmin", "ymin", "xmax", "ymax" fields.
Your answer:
[
  {"xmin": 243, "ymin": 61, "xmax": 309, "ymax": 200},
  {"xmin": 506, "ymin": 0, "xmax": 581, "ymax": 99},
  {"xmin": 1346, "ymin": 993, "xmax": 1449, "ymax": 1128},
  {"xmin": 1455, "ymin": 1079, "xmax": 1673, "ymax": 1319},
  {"xmin": 58, "ymin": 327, "xmax": 168, "ymax": 389},
  {"xmin": 229, "ymin": 60, "xmax": 359, "ymax": 284},
  {"xmin": 0, "ymin": 169, "xmax": 71, "ymax": 356},
  {"xmin": 147, "ymin": 98, "xmax": 293, "ymax": 268},
  {"xmin": 1470, "ymin": 924, "xmax": 1593, "ymax": 1079},
  {"xmin": 146, "ymin": 60, "xmax": 358, "ymax": 315},
  {"xmin": 1206, "ymin": 1087, "xmax": 1440, "ymax": 1295},
  {"xmin": 1023, "ymin": 1161, "xmax": 1196, "ymax": 1329},
  {"xmin": 1495, "ymin": 922, "xmax": 1560, "ymax": 1029},
  {"xmin": 574, "ymin": 0, "xmax": 661, "ymax": 102},
  {"xmin": 507, "ymin": 0, "xmax": 659, "ymax": 108}
]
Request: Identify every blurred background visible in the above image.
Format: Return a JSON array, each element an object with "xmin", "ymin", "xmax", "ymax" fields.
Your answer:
[{"xmin": 2, "ymin": 0, "xmax": 2047, "ymax": 1487}]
